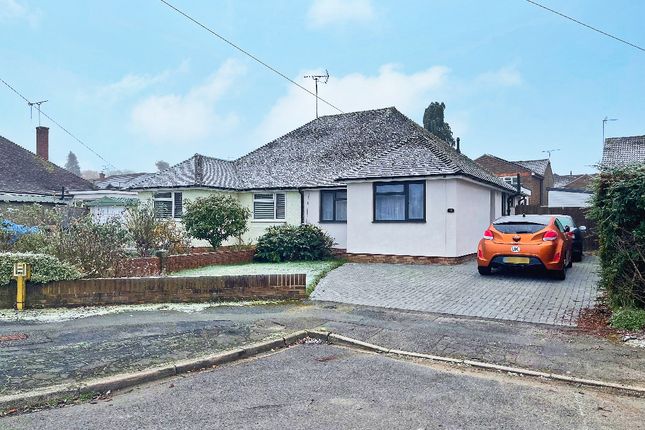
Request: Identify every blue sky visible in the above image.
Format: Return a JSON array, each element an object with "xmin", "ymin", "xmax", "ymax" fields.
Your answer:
[{"xmin": 1, "ymin": 0, "xmax": 643, "ymax": 175}]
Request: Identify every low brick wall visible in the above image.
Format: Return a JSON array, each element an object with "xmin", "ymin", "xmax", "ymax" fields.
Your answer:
[
  {"xmin": 345, "ymin": 253, "xmax": 476, "ymax": 265},
  {"xmin": 0, "ymin": 273, "xmax": 306, "ymax": 308},
  {"xmin": 117, "ymin": 247, "xmax": 255, "ymax": 277}
]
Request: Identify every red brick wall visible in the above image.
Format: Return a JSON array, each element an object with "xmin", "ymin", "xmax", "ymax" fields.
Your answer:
[
  {"xmin": 116, "ymin": 247, "xmax": 255, "ymax": 277},
  {"xmin": 345, "ymin": 253, "xmax": 475, "ymax": 265},
  {"xmin": 117, "ymin": 257, "xmax": 161, "ymax": 277},
  {"xmin": 0, "ymin": 274, "xmax": 306, "ymax": 308},
  {"xmin": 165, "ymin": 248, "xmax": 255, "ymax": 273}
]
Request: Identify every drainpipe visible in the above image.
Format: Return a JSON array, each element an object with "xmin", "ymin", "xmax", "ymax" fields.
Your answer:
[{"xmin": 299, "ymin": 189, "xmax": 305, "ymax": 225}]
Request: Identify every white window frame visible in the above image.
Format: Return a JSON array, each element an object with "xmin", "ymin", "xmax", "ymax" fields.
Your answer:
[
  {"xmin": 153, "ymin": 191, "xmax": 182, "ymax": 219},
  {"xmin": 253, "ymin": 193, "xmax": 286, "ymax": 221},
  {"xmin": 502, "ymin": 176, "xmax": 518, "ymax": 185}
]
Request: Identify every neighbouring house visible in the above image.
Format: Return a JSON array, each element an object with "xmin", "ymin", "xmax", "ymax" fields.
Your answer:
[
  {"xmin": 129, "ymin": 107, "xmax": 516, "ymax": 261},
  {"xmin": 601, "ymin": 135, "xmax": 645, "ymax": 169},
  {"xmin": 94, "ymin": 172, "xmax": 151, "ymax": 190},
  {"xmin": 474, "ymin": 154, "xmax": 554, "ymax": 206},
  {"xmin": 548, "ymin": 173, "xmax": 596, "ymax": 208},
  {"xmin": 0, "ymin": 127, "xmax": 95, "ymax": 207},
  {"xmin": 84, "ymin": 196, "xmax": 139, "ymax": 223}
]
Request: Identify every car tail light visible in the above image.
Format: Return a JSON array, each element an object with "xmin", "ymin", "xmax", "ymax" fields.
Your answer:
[
  {"xmin": 483, "ymin": 229, "xmax": 494, "ymax": 240},
  {"xmin": 543, "ymin": 230, "xmax": 558, "ymax": 241},
  {"xmin": 553, "ymin": 252, "xmax": 561, "ymax": 261},
  {"xmin": 478, "ymin": 248, "xmax": 483, "ymax": 258}
]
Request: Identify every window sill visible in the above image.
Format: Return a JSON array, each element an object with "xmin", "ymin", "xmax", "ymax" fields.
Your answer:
[
  {"xmin": 319, "ymin": 220, "xmax": 347, "ymax": 224},
  {"xmin": 372, "ymin": 220, "xmax": 426, "ymax": 224},
  {"xmin": 251, "ymin": 219, "xmax": 287, "ymax": 223}
]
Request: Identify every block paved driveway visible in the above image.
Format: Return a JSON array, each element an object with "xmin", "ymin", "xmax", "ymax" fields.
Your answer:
[{"xmin": 312, "ymin": 257, "xmax": 599, "ymax": 326}]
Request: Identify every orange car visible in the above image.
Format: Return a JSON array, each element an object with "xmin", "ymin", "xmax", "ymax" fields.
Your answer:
[{"xmin": 477, "ymin": 214, "xmax": 573, "ymax": 280}]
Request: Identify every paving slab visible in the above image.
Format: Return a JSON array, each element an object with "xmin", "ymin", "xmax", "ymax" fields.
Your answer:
[
  {"xmin": 4, "ymin": 344, "xmax": 644, "ymax": 430},
  {"xmin": 312, "ymin": 257, "xmax": 599, "ymax": 326}
]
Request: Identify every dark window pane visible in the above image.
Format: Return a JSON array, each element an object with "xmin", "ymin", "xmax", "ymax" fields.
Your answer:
[
  {"xmin": 254, "ymin": 193, "xmax": 274, "ymax": 201},
  {"xmin": 376, "ymin": 184, "xmax": 404, "ymax": 194},
  {"xmin": 173, "ymin": 192, "xmax": 183, "ymax": 218},
  {"xmin": 375, "ymin": 194, "xmax": 405, "ymax": 221},
  {"xmin": 408, "ymin": 183, "xmax": 424, "ymax": 219},
  {"xmin": 335, "ymin": 199, "xmax": 347, "ymax": 221},
  {"xmin": 154, "ymin": 200, "xmax": 172, "ymax": 218},
  {"xmin": 276, "ymin": 194, "xmax": 286, "ymax": 219},
  {"xmin": 493, "ymin": 222, "xmax": 547, "ymax": 234},
  {"xmin": 321, "ymin": 192, "xmax": 334, "ymax": 221},
  {"xmin": 336, "ymin": 191, "xmax": 347, "ymax": 200},
  {"xmin": 153, "ymin": 192, "xmax": 172, "ymax": 199}
]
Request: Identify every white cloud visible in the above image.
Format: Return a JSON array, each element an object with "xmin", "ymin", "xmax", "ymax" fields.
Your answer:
[
  {"xmin": 476, "ymin": 65, "xmax": 522, "ymax": 87},
  {"xmin": 254, "ymin": 64, "xmax": 449, "ymax": 145},
  {"xmin": 130, "ymin": 59, "xmax": 245, "ymax": 144},
  {"xmin": 97, "ymin": 60, "xmax": 190, "ymax": 102},
  {"xmin": 0, "ymin": 0, "xmax": 41, "ymax": 27},
  {"xmin": 307, "ymin": 0, "xmax": 375, "ymax": 28}
]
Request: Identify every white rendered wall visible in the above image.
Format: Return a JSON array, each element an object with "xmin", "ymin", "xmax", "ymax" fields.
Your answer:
[
  {"xmin": 302, "ymin": 189, "xmax": 348, "ymax": 249},
  {"xmin": 346, "ymin": 179, "xmax": 455, "ymax": 257},
  {"xmin": 455, "ymin": 180, "xmax": 498, "ymax": 256}
]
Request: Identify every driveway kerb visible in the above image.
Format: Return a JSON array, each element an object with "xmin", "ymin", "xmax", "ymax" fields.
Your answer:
[{"xmin": 307, "ymin": 330, "xmax": 645, "ymax": 396}]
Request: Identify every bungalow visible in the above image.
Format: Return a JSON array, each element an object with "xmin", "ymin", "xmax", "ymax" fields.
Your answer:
[
  {"xmin": 129, "ymin": 107, "xmax": 516, "ymax": 261},
  {"xmin": 0, "ymin": 127, "xmax": 94, "ymax": 207}
]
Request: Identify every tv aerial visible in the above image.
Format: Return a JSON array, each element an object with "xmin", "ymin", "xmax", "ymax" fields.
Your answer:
[
  {"xmin": 541, "ymin": 149, "xmax": 560, "ymax": 159},
  {"xmin": 304, "ymin": 69, "xmax": 329, "ymax": 119}
]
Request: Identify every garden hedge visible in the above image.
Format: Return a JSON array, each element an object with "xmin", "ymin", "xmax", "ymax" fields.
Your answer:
[
  {"xmin": 588, "ymin": 165, "xmax": 645, "ymax": 308},
  {"xmin": 0, "ymin": 252, "xmax": 82, "ymax": 286}
]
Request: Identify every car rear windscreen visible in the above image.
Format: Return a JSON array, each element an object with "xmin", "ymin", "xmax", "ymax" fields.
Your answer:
[{"xmin": 493, "ymin": 222, "xmax": 547, "ymax": 234}]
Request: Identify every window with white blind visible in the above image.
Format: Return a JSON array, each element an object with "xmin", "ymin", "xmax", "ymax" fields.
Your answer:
[
  {"xmin": 253, "ymin": 193, "xmax": 286, "ymax": 220},
  {"xmin": 153, "ymin": 191, "xmax": 183, "ymax": 219}
]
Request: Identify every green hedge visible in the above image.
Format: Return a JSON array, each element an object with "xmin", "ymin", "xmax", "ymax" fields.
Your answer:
[
  {"xmin": 588, "ymin": 165, "xmax": 645, "ymax": 308},
  {"xmin": 255, "ymin": 224, "xmax": 334, "ymax": 262},
  {"xmin": 0, "ymin": 252, "xmax": 82, "ymax": 286}
]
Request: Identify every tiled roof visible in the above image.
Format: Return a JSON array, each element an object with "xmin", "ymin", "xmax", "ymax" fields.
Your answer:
[
  {"xmin": 553, "ymin": 173, "xmax": 596, "ymax": 190},
  {"xmin": 130, "ymin": 107, "xmax": 515, "ymax": 193},
  {"xmin": 513, "ymin": 159, "xmax": 550, "ymax": 176},
  {"xmin": 601, "ymin": 135, "xmax": 645, "ymax": 169},
  {"xmin": 94, "ymin": 173, "xmax": 150, "ymax": 190},
  {"xmin": 0, "ymin": 135, "xmax": 94, "ymax": 195},
  {"xmin": 128, "ymin": 154, "xmax": 242, "ymax": 190}
]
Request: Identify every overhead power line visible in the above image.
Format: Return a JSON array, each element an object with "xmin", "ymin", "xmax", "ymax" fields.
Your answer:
[
  {"xmin": 0, "ymin": 77, "xmax": 117, "ymax": 170},
  {"xmin": 524, "ymin": 0, "xmax": 645, "ymax": 52},
  {"xmin": 159, "ymin": 0, "xmax": 344, "ymax": 114}
]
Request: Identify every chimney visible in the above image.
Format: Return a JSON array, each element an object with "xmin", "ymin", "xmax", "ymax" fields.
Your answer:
[
  {"xmin": 36, "ymin": 126, "xmax": 49, "ymax": 161},
  {"xmin": 456, "ymin": 137, "xmax": 461, "ymax": 153}
]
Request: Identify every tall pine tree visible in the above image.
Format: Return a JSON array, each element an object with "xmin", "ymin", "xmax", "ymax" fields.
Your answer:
[
  {"xmin": 64, "ymin": 151, "xmax": 81, "ymax": 176},
  {"xmin": 423, "ymin": 102, "xmax": 455, "ymax": 147}
]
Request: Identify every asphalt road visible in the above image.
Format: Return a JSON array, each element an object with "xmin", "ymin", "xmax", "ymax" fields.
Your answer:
[
  {"xmin": 2, "ymin": 302, "xmax": 645, "ymax": 396},
  {"xmin": 3, "ymin": 344, "xmax": 644, "ymax": 430}
]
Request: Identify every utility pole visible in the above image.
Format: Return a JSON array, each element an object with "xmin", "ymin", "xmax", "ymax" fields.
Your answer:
[
  {"xmin": 304, "ymin": 70, "xmax": 329, "ymax": 119},
  {"xmin": 602, "ymin": 116, "xmax": 617, "ymax": 146}
]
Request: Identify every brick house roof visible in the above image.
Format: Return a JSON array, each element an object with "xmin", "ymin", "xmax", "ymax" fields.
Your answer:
[
  {"xmin": 0, "ymin": 134, "xmax": 94, "ymax": 195},
  {"xmin": 475, "ymin": 154, "xmax": 549, "ymax": 178},
  {"xmin": 131, "ymin": 107, "xmax": 515, "ymax": 193},
  {"xmin": 601, "ymin": 135, "xmax": 645, "ymax": 169}
]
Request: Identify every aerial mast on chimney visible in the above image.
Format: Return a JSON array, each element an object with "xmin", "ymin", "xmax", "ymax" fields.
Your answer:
[
  {"xmin": 304, "ymin": 70, "xmax": 329, "ymax": 119},
  {"xmin": 28, "ymin": 100, "xmax": 48, "ymax": 126}
]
